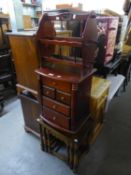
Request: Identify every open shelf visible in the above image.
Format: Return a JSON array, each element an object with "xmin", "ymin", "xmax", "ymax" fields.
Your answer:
[
  {"xmin": 39, "ymin": 38, "xmax": 82, "ymax": 47},
  {"xmin": 31, "ymin": 17, "xmax": 39, "ymax": 19},
  {"xmin": 43, "ymin": 56, "xmax": 83, "ymax": 68},
  {"xmin": 22, "ymin": 3, "xmax": 41, "ymax": 7}
]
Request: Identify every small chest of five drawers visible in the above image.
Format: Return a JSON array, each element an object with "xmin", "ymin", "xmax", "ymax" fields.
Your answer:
[{"xmin": 41, "ymin": 77, "xmax": 72, "ymax": 129}]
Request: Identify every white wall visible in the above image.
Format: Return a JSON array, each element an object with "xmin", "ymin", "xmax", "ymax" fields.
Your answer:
[
  {"xmin": 81, "ymin": 0, "xmax": 125, "ymax": 14},
  {"xmin": 0, "ymin": 0, "xmax": 17, "ymax": 31},
  {"xmin": 42, "ymin": 0, "xmax": 125, "ymax": 14},
  {"xmin": 0, "ymin": 0, "xmax": 10, "ymax": 13},
  {"xmin": 0, "ymin": 0, "xmax": 23, "ymax": 30}
]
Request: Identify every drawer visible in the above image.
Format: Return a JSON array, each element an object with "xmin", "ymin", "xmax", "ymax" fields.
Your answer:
[
  {"xmin": 42, "ymin": 77, "xmax": 71, "ymax": 93},
  {"xmin": 95, "ymin": 103, "xmax": 105, "ymax": 121},
  {"xmin": 43, "ymin": 96, "xmax": 70, "ymax": 116},
  {"xmin": 98, "ymin": 89, "xmax": 108, "ymax": 104},
  {"xmin": 43, "ymin": 106, "xmax": 70, "ymax": 129},
  {"xmin": 91, "ymin": 97, "xmax": 106, "ymax": 121},
  {"xmin": 56, "ymin": 90, "xmax": 71, "ymax": 105},
  {"xmin": 90, "ymin": 90, "xmax": 108, "ymax": 111},
  {"xmin": 43, "ymin": 85, "xmax": 55, "ymax": 99}
]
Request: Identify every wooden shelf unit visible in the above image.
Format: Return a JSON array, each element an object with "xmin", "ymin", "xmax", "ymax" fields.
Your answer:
[
  {"xmin": 36, "ymin": 12, "xmax": 98, "ymax": 132},
  {"xmin": 22, "ymin": 2, "xmax": 41, "ymax": 7}
]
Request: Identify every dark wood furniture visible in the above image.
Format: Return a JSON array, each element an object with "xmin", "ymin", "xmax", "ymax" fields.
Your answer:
[
  {"xmin": 0, "ymin": 14, "xmax": 10, "ymax": 50},
  {"xmin": 37, "ymin": 75, "xmax": 110, "ymax": 171},
  {"xmin": 7, "ymin": 29, "xmax": 74, "ymax": 136},
  {"xmin": 19, "ymin": 92, "xmax": 40, "ymax": 135},
  {"xmin": 37, "ymin": 75, "xmax": 110, "ymax": 172},
  {"xmin": 36, "ymin": 67, "xmax": 95, "ymax": 132},
  {"xmin": 96, "ymin": 55, "xmax": 121, "ymax": 78},
  {"xmin": 0, "ymin": 14, "xmax": 16, "ymax": 112},
  {"xmin": 36, "ymin": 12, "xmax": 98, "ymax": 132},
  {"xmin": 35, "ymin": 12, "xmax": 99, "ymax": 172},
  {"xmin": 0, "ymin": 51, "xmax": 16, "ymax": 90},
  {"xmin": 37, "ymin": 117, "xmax": 93, "ymax": 172}
]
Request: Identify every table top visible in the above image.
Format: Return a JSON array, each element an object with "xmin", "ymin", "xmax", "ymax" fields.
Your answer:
[{"xmin": 91, "ymin": 76, "xmax": 110, "ymax": 99}]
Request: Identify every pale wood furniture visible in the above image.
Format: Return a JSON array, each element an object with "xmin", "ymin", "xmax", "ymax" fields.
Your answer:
[{"xmin": 7, "ymin": 31, "xmax": 40, "ymax": 135}]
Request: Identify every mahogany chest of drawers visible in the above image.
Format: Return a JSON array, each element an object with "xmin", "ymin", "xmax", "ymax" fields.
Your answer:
[
  {"xmin": 36, "ymin": 67, "xmax": 94, "ymax": 132},
  {"xmin": 35, "ymin": 12, "xmax": 98, "ymax": 132}
]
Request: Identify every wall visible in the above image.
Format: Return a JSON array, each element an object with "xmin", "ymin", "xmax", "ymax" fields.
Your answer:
[
  {"xmin": 42, "ymin": 0, "xmax": 125, "ymax": 14},
  {"xmin": 0, "ymin": 0, "xmax": 23, "ymax": 30},
  {"xmin": 0, "ymin": 0, "xmax": 10, "ymax": 14},
  {"xmin": 13, "ymin": 0, "xmax": 24, "ymax": 30}
]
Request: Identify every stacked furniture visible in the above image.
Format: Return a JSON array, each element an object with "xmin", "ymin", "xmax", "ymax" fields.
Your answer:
[
  {"xmin": 37, "ymin": 75, "xmax": 110, "ymax": 171},
  {"xmin": 7, "ymin": 31, "xmax": 40, "ymax": 135},
  {"xmin": 36, "ymin": 12, "xmax": 98, "ymax": 171},
  {"xmin": 37, "ymin": 117, "xmax": 93, "ymax": 172},
  {"xmin": 7, "ymin": 9, "xmax": 124, "ymax": 139}
]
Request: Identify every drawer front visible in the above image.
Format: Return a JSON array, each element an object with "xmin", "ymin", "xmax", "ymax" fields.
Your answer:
[
  {"xmin": 96, "ymin": 89, "xmax": 108, "ymax": 105},
  {"xmin": 42, "ymin": 77, "xmax": 71, "ymax": 93},
  {"xmin": 95, "ymin": 102, "xmax": 105, "ymax": 121},
  {"xmin": 43, "ymin": 96, "xmax": 70, "ymax": 116},
  {"xmin": 56, "ymin": 90, "xmax": 71, "ymax": 105},
  {"xmin": 43, "ymin": 106, "xmax": 70, "ymax": 129},
  {"xmin": 91, "ymin": 97, "xmax": 106, "ymax": 121},
  {"xmin": 43, "ymin": 85, "xmax": 55, "ymax": 99},
  {"xmin": 100, "ymin": 89, "xmax": 108, "ymax": 102}
]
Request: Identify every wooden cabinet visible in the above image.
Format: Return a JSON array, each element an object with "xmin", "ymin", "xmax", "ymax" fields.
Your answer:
[
  {"xmin": 7, "ymin": 29, "xmax": 79, "ymax": 135},
  {"xmin": 20, "ymin": 93, "xmax": 40, "ymax": 135},
  {"xmin": 36, "ymin": 12, "xmax": 98, "ymax": 132},
  {"xmin": 7, "ymin": 31, "xmax": 40, "ymax": 135},
  {"xmin": 22, "ymin": 1, "xmax": 42, "ymax": 28},
  {"xmin": 90, "ymin": 76, "xmax": 110, "ymax": 122},
  {"xmin": 8, "ymin": 33, "xmax": 39, "ymax": 93},
  {"xmin": 89, "ymin": 76, "xmax": 110, "ymax": 144},
  {"xmin": 36, "ymin": 67, "xmax": 94, "ymax": 132}
]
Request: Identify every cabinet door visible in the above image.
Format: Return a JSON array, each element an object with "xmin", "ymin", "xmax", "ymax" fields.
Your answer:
[
  {"xmin": 9, "ymin": 35, "xmax": 39, "ymax": 92},
  {"xmin": 20, "ymin": 93, "xmax": 40, "ymax": 135}
]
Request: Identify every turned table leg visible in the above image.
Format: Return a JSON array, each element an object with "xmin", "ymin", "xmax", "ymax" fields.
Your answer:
[
  {"xmin": 46, "ymin": 130, "xmax": 51, "ymax": 153},
  {"xmin": 39, "ymin": 122, "xmax": 45, "ymax": 151},
  {"xmin": 69, "ymin": 142, "xmax": 74, "ymax": 169},
  {"xmin": 73, "ymin": 139, "xmax": 79, "ymax": 173}
]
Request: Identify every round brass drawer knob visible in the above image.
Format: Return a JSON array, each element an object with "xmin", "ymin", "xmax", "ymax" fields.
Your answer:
[
  {"xmin": 46, "ymin": 91, "xmax": 49, "ymax": 95},
  {"xmin": 52, "ymin": 105, "xmax": 56, "ymax": 109},
  {"xmin": 61, "ymin": 96, "xmax": 65, "ymax": 100},
  {"xmin": 53, "ymin": 116, "xmax": 56, "ymax": 120},
  {"xmin": 52, "ymin": 82, "xmax": 56, "ymax": 85}
]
